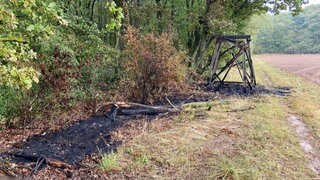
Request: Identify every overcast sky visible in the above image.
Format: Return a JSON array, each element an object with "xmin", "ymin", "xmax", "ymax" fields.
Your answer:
[{"xmin": 307, "ymin": 0, "xmax": 320, "ymax": 5}]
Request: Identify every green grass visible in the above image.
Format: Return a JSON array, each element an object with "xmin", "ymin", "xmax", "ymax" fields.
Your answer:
[
  {"xmin": 111, "ymin": 94, "xmax": 315, "ymax": 178},
  {"xmin": 254, "ymin": 58, "xmax": 320, "ymax": 142},
  {"xmin": 100, "ymin": 57, "xmax": 320, "ymax": 178},
  {"xmin": 99, "ymin": 152, "xmax": 120, "ymax": 171}
]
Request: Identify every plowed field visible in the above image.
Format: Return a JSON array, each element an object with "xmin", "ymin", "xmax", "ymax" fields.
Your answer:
[{"xmin": 256, "ymin": 54, "xmax": 320, "ymax": 86}]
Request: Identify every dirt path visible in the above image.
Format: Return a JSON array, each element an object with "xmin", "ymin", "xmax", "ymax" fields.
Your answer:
[
  {"xmin": 260, "ymin": 70, "xmax": 320, "ymax": 176},
  {"xmin": 256, "ymin": 54, "xmax": 320, "ymax": 86},
  {"xmin": 288, "ymin": 115, "xmax": 320, "ymax": 174}
]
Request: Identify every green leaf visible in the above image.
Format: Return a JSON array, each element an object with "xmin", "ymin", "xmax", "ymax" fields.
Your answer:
[
  {"xmin": 48, "ymin": 2, "xmax": 57, "ymax": 9},
  {"xmin": 26, "ymin": 25, "xmax": 35, "ymax": 31}
]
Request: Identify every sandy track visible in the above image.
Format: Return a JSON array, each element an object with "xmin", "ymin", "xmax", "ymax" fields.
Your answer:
[{"xmin": 256, "ymin": 54, "xmax": 320, "ymax": 86}]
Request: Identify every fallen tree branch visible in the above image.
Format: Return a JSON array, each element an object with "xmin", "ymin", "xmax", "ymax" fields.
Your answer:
[
  {"xmin": 114, "ymin": 102, "xmax": 180, "ymax": 115},
  {"xmin": 226, "ymin": 106, "xmax": 255, "ymax": 112},
  {"xmin": 118, "ymin": 102, "xmax": 176, "ymax": 110},
  {"xmin": 97, "ymin": 99, "xmax": 215, "ymax": 117},
  {"xmin": 119, "ymin": 108, "xmax": 179, "ymax": 115},
  {"xmin": 180, "ymin": 101, "xmax": 212, "ymax": 108},
  {"xmin": 30, "ymin": 157, "xmax": 45, "ymax": 177},
  {"xmin": 118, "ymin": 101, "xmax": 210, "ymax": 111}
]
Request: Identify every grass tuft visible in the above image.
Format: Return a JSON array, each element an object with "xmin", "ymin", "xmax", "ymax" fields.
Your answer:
[{"xmin": 99, "ymin": 152, "xmax": 120, "ymax": 171}]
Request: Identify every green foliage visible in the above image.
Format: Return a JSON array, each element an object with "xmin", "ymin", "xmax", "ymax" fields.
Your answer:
[
  {"xmin": 0, "ymin": 0, "xmax": 65, "ymax": 90},
  {"xmin": 0, "ymin": 0, "xmax": 122, "ymax": 127},
  {"xmin": 249, "ymin": 4, "xmax": 320, "ymax": 54},
  {"xmin": 105, "ymin": 1, "xmax": 124, "ymax": 32},
  {"xmin": 125, "ymin": 0, "xmax": 307, "ymax": 72},
  {"xmin": 0, "ymin": 86, "xmax": 24, "ymax": 128},
  {"xmin": 0, "ymin": 0, "xmax": 310, "ymax": 130},
  {"xmin": 58, "ymin": 0, "xmax": 124, "ymax": 47},
  {"xmin": 135, "ymin": 153, "xmax": 150, "ymax": 165}
]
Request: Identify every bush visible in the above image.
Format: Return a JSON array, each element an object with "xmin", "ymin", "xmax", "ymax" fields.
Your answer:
[
  {"xmin": 121, "ymin": 26, "xmax": 186, "ymax": 104},
  {"xmin": 1, "ymin": 21, "xmax": 121, "ymax": 129},
  {"xmin": 0, "ymin": 86, "xmax": 24, "ymax": 129}
]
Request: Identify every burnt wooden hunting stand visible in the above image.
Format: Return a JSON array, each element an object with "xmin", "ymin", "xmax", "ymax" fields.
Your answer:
[{"xmin": 208, "ymin": 35, "xmax": 256, "ymax": 91}]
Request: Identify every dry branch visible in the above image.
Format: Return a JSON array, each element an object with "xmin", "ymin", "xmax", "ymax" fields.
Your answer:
[
  {"xmin": 100, "ymin": 99, "xmax": 215, "ymax": 117},
  {"xmin": 226, "ymin": 106, "xmax": 255, "ymax": 112},
  {"xmin": 165, "ymin": 96, "xmax": 179, "ymax": 110},
  {"xmin": 116, "ymin": 102, "xmax": 180, "ymax": 115},
  {"xmin": 46, "ymin": 158, "xmax": 74, "ymax": 170},
  {"xmin": 97, "ymin": 96, "xmax": 216, "ymax": 119}
]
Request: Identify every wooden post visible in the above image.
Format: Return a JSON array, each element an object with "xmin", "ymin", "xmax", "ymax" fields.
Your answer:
[
  {"xmin": 210, "ymin": 39, "xmax": 222, "ymax": 83},
  {"xmin": 246, "ymin": 38, "xmax": 256, "ymax": 85},
  {"xmin": 241, "ymin": 45, "xmax": 247, "ymax": 91}
]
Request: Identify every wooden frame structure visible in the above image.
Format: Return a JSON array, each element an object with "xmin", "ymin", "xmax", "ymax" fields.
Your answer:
[{"xmin": 208, "ymin": 35, "xmax": 256, "ymax": 91}]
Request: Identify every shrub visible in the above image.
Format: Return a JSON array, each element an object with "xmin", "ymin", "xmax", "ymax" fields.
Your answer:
[
  {"xmin": 0, "ymin": 86, "xmax": 24, "ymax": 129},
  {"xmin": 121, "ymin": 26, "xmax": 186, "ymax": 104},
  {"xmin": 1, "ymin": 21, "xmax": 121, "ymax": 129}
]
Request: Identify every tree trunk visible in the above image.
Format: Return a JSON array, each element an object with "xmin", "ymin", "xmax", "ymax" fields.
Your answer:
[{"xmin": 189, "ymin": 0, "xmax": 217, "ymax": 73}]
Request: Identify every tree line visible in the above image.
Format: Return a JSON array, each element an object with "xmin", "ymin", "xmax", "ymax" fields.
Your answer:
[
  {"xmin": 0, "ymin": 0, "xmax": 308, "ymax": 128},
  {"xmin": 250, "ymin": 4, "xmax": 320, "ymax": 54}
]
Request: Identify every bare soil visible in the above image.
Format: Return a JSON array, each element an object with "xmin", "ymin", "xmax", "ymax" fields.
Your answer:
[
  {"xmin": 256, "ymin": 54, "xmax": 320, "ymax": 86},
  {"xmin": 287, "ymin": 115, "xmax": 320, "ymax": 175}
]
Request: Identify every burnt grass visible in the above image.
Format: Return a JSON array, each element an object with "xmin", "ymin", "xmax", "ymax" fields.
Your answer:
[
  {"xmin": 201, "ymin": 82, "xmax": 292, "ymax": 97},
  {"xmin": 3, "ymin": 116, "xmax": 121, "ymax": 165},
  {"xmin": 0, "ymin": 82, "xmax": 292, "ymax": 178},
  {"xmin": 0, "ymin": 115, "xmax": 156, "ymax": 169}
]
